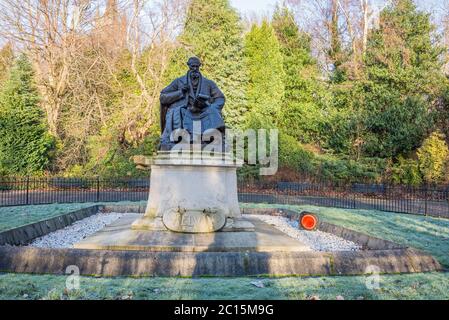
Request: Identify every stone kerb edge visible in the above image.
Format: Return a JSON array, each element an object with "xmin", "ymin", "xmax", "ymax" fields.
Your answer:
[
  {"xmin": 0, "ymin": 204, "xmax": 443, "ymax": 276},
  {"xmin": 0, "ymin": 205, "xmax": 101, "ymax": 246}
]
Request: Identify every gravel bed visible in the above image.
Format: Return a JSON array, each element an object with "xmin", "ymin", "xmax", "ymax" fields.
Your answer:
[
  {"xmin": 29, "ymin": 213, "xmax": 131, "ymax": 249},
  {"xmin": 249, "ymin": 214, "xmax": 361, "ymax": 252}
]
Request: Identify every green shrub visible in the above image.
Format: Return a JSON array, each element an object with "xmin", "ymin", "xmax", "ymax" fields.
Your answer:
[
  {"xmin": 391, "ymin": 156, "xmax": 422, "ymax": 186},
  {"xmin": 277, "ymin": 132, "xmax": 388, "ymax": 183},
  {"xmin": 316, "ymin": 155, "xmax": 386, "ymax": 183},
  {"xmin": 417, "ymin": 131, "xmax": 449, "ymax": 184},
  {"xmin": 237, "ymin": 164, "xmax": 261, "ymax": 181},
  {"xmin": 63, "ymin": 165, "xmax": 88, "ymax": 178},
  {"xmin": 278, "ymin": 133, "xmax": 315, "ymax": 174},
  {"xmin": 77, "ymin": 127, "xmax": 160, "ymax": 178}
]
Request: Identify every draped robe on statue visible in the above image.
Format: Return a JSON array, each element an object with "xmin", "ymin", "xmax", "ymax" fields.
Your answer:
[{"xmin": 159, "ymin": 72, "xmax": 226, "ymax": 150}]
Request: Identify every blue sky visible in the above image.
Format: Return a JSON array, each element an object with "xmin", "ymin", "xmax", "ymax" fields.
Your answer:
[
  {"xmin": 230, "ymin": 0, "xmax": 446, "ymax": 17},
  {"xmin": 230, "ymin": 0, "xmax": 278, "ymax": 15}
]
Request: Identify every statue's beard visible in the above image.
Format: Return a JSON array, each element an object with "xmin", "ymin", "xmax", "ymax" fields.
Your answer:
[{"xmin": 190, "ymin": 71, "xmax": 201, "ymax": 80}]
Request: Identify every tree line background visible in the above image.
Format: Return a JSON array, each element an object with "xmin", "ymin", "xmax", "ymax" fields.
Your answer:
[{"xmin": 0, "ymin": 0, "xmax": 449, "ymax": 186}]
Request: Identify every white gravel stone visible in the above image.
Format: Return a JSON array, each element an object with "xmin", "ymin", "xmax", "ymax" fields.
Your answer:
[
  {"xmin": 248, "ymin": 215, "xmax": 361, "ymax": 252},
  {"xmin": 30, "ymin": 212, "xmax": 131, "ymax": 249}
]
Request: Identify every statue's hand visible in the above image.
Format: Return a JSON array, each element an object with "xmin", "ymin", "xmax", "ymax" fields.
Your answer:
[
  {"xmin": 188, "ymin": 106, "xmax": 202, "ymax": 114},
  {"xmin": 195, "ymin": 94, "xmax": 211, "ymax": 109},
  {"xmin": 181, "ymin": 85, "xmax": 189, "ymax": 95},
  {"xmin": 202, "ymin": 100, "xmax": 211, "ymax": 108}
]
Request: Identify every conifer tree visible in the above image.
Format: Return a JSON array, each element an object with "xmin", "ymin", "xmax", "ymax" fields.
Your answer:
[
  {"xmin": 272, "ymin": 6, "xmax": 326, "ymax": 143},
  {"xmin": 360, "ymin": 0, "xmax": 444, "ymax": 158},
  {"xmin": 244, "ymin": 20, "xmax": 285, "ymax": 129},
  {"xmin": 0, "ymin": 54, "xmax": 54, "ymax": 175}
]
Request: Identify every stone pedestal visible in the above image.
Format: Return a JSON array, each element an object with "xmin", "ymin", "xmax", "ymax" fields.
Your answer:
[{"xmin": 132, "ymin": 152, "xmax": 254, "ymax": 233}]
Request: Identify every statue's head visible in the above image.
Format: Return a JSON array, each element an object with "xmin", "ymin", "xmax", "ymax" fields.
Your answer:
[{"xmin": 187, "ymin": 57, "xmax": 201, "ymax": 79}]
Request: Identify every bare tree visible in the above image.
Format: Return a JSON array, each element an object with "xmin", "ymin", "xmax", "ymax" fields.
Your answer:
[
  {"xmin": 0, "ymin": 0, "xmax": 187, "ymax": 170},
  {"xmin": 337, "ymin": 0, "xmax": 372, "ymax": 78},
  {"xmin": 441, "ymin": 0, "xmax": 449, "ymax": 75},
  {"xmin": 123, "ymin": 0, "xmax": 187, "ymax": 143},
  {"xmin": 0, "ymin": 0, "xmax": 105, "ymax": 137},
  {"xmin": 0, "ymin": 42, "xmax": 14, "ymax": 84},
  {"xmin": 286, "ymin": 0, "xmax": 386, "ymax": 79},
  {"xmin": 285, "ymin": 0, "xmax": 343, "ymax": 75}
]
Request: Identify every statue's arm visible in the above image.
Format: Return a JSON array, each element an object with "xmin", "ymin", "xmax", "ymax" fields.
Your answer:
[
  {"xmin": 160, "ymin": 80, "xmax": 185, "ymax": 106},
  {"xmin": 209, "ymin": 81, "xmax": 226, "ymax": 111}
]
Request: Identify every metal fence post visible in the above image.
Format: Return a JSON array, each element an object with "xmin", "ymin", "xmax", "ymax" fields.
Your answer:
[
  {"xmin": 352, "ymin": 186, "xmax": 356, "ymax": 209},
  {"xmin": 25, "ymin": 176, "xmax": 30, "ymax": 205},
  {"xmin": 446, "ymin": 189, "xmax": 449, "ymax": 218},
  {"xmin": 96, "ymin": 177, "xmax": 100, "ymax": 203},
  {"xmin": 424, "ymin": 184, "xmax": 428, "ymax": 217}
]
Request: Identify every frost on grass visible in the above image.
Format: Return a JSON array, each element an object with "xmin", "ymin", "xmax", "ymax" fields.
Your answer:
[
  {"xmin": 1, "ymin": 272, "xmax": 449, "ymax": 300},
  {"xmin": 30, "ymin": 213, "xmax": 131, "ymax": 249},
  {"xmin": 0, "ymin": 201, "xmax": 147, "ymax": 233},
  {"xmin": 249, "ymin": 215, "xmax": 361, "ymax": 252},
  {"xmin": 242, "ymin": 203, "xmax": 449, "ymax": 267},
  {"xmin": 0, "ymin": 203, "xmax": 96, "ymax": 232}
]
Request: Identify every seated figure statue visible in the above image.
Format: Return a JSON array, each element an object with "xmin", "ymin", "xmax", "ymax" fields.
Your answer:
[{"xmin": 159, "ymin": 57, "xmax": 226, "ymax": 150}]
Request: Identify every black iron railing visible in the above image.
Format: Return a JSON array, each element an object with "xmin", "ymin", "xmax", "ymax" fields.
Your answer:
[
  {"xmin": 0, "ymin": 177, "xmax": 448, "ymax": 218},
  {"xmin": 237, "ymin": 180, "xmax": 449, "ymax": 218},
  {"xmin": 0, "ymin": 177, "xmax": 150, "ymax": 207}
]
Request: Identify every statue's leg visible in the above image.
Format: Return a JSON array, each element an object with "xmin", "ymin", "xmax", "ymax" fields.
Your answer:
[
  {"xmin": 206, "ymin": 107, "xmax": 225, "ymax": 132},
  {"xmin": 201, "ymin": 108, "xmax": 225, "ymax": 148},
  {"xmin": 182, "ymin": 109, "xmax": 196, "ymax": 143},
  {"xmin": 160, "ymin": 109, "xmax": 175, "ymax": 150}
]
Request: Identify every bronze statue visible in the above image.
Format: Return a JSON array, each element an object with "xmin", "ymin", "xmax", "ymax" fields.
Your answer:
[{"xmin": 159, "ymin": 57, "xmax": 226, "ymax": 150}]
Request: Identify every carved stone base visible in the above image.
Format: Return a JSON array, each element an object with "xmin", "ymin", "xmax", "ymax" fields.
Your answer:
[
  {"xmin": 131, "ymin": 217, "xmax": 255, "ymax": 233},
  {"xmin": 132, "ymin": 151, "xmax": 246, "ymax": 234},
  {"xmin": 163, "ymin": 209, "xmax": 227, "ymax": 233}
]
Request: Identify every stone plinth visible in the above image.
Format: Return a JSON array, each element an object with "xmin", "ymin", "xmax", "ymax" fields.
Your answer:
[
  {"xmin": 76, "ymin": 214, "xmax": 308, "ymax": 252},
  {"xmin": 132, "ymin": 151, "xmax": 253, "ymax": 233}
]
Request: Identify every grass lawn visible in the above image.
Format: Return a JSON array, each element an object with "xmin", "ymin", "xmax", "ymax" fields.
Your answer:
[
  {"xmin": 0, "ymin": 272, "xmax": 448, "ymax": 300},
  {"xmin": 0, "ymin": 202, "xmax": 448, "ymax": 300}
]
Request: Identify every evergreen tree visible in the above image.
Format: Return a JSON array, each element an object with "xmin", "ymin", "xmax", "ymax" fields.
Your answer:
[
  {"xmin": 166, "ymin": 0, "xmax": 248, "ymax": 129},
  {"xmin": 244, "ymin": 20, "xmax": 285, "ymax": 128},
  {"xmin": 0, "ymin": 54, "xmax": 54, "ymax": 175},
  {"xmin": 435, "ymin": 87, "xmax": 449, "ymax": 142},
  {"xmin": 272, "ymin": 6, "xmax": 326, "ymax": 143},
  {"xmin": 360, "ymin": 0, "xmax": 444, "ymax": 158},
  {"xmin": 417, "ymin": 131, "xmax": 449, "ymax": 184}
]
